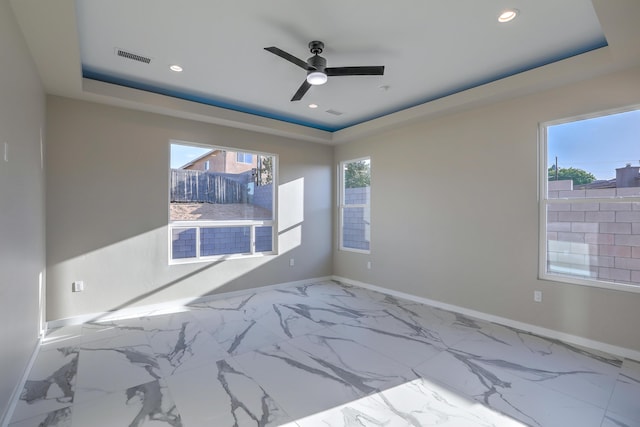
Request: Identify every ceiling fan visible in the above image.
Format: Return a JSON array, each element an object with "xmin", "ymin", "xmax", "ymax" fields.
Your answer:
[{"xmin": 264, "ymin": 41, "xmax": 385, "ymax": 101}]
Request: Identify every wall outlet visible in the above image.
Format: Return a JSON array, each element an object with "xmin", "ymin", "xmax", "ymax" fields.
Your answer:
[
  {"xmin": 3, "ymin": 142, "xmax": 8, "ymax": 162},
  {"xmin": 289, "ymin": 258, "xmax": 295, "ymax": 267},
  {"xmin": 72, "ymin": 281, "xmax": 84, "ymax": 292},
  {"xmin": 534, "ymin": 290, "xmax": 542, "ymax": 303},
  {"xmin": 367, "ymin": 261, "xmax": 372, "ymax": 270}
]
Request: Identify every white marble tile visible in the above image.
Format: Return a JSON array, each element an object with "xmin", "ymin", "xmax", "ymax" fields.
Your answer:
[
  {"xmin": 208, "ymin": 318, "xmax": 289, "ymax": 356},
  {"xmin": 141, "ymin": 311, "xmax": 228, "ymax": 376},
  {"xmin": 165, "ymin": 357, "xmax": 297, "ymax": 427},
  {"xmin": 444, "ymin": 322, "xmax": 622, "ymax": 408},
  {"xmin": 296, "ymin": 376, "xmax": 526, "ymax": 427},
  {"xmin": 74, "ymin": 333, "xmax": 162, "ymax": 404},
  {"xmin": 9, "ymin": 280, "xmax": 626, "ymax": 427},
  {"xmin": 414, "ymin": 349, "xmax": 607, "ymax": 427},
  {"xmin": 232, "ymin": 328, "xmax": 419, "ymax": 422},
  {"xmin": 80, "ymin": 317, "xmax": 146, "ymax": 344},
  {"xmin": 12, "ymin": 347, "xmax": 78, "ymax": 422},
  {"xmin": 601, "ymin": 411, "xmax": 638, "ymax": 427},
  {"xmin": 71, "ymin": 380, "xmax": 181, "ymax": 427},
  {"xmin": 606, "ymin": 358, "xmax": 640, "ymax": 424},
  {"xmin": 325, "ymin": 322, "xmax": 443, "ymax": 369},
  {"xmin": 8, "ymin": 407, "xmax": 72, "ymax": 427}
]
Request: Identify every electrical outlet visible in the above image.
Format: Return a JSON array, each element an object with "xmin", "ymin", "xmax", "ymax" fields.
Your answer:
[
  {"xmin": 367, "ymin": 261, "xmax": 372, "ymax": 270},
  {"xmin": 534, "ymin": 290, "xmax": 542, "ymax": 303},
  {"xmin": 289, "ymin": 258, "xmax": 295, "ymax": 267},
  {"xmin": 3, "ymin": 142, "xmax": 8, "ymax": 162},
  {"xmin": 72, "ymin": 281, "xmax": 84, "ymax": 292}
]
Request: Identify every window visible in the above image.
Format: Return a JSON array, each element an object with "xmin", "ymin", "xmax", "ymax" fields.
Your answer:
[
  {"xmin": 339, "ymin": 157, "xmax": 371, "ymax": 253},
  {"xmin": 540, "ymin": 106, "xmax": 640, "ymax": 292},
  {"xmin": 237, "ymin": 152, "xmax": 253, "ymax": 164},
  {"xmin": 169, "ymin": 142, "xmax": 276, "ymax": 263},
  {"xmin": 204, "ymin": 160, "xmax": 210, "ymax": 170}
]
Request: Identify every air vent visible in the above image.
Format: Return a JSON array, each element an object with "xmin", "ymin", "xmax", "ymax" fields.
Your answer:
[
  {"xmin": 116, "ymin": 48, "xmax": 151, "ymax": 64},
  {"xmin": 325, "ymin": 109, "xmax": 344, "ymax": 116}
]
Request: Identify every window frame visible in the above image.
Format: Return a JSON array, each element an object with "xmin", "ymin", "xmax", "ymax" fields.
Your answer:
[
  {"xmin": 169, "ymin": 141, "xmax": 277, "ymax": 264},
  {"xmin": 538, "ymin": 105, "xmax": 640, "ymax": 294},
  {"xmin": 338, "ymin": 156, "xmax": 371, "ymax": 254}
]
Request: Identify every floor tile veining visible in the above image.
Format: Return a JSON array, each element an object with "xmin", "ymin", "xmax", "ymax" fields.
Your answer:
[{"xmin": 8, "ymin": 280, "xmax": 640, "ymax": 426}]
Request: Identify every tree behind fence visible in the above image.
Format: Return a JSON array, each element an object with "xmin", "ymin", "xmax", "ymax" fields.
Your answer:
[{"xmin": 171, "ymin": 169, "xmax": 246, "ymax": 204}]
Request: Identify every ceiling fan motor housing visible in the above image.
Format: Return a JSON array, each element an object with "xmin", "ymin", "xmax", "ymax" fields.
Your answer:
[{"xmin": 307, "ymin": 54, "xmax": 326, "ymax": 72}]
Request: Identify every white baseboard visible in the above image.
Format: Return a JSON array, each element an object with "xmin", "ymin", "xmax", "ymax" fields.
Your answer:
[
  {"xmin": 333, "ymin": 275, "xmax": 640, "ymax": 362},
  {"xmin": 47, "ymin": 276, "xmax": 333, "ymax": 329},
  {"xmin": 1, "ymin": 338, "xmax": 41, "ymax": 427}
]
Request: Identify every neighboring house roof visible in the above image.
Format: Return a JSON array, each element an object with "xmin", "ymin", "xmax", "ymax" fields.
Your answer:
[{"xmin": 177, "ymin": 149, "xmax": 217, "ymax": 169}]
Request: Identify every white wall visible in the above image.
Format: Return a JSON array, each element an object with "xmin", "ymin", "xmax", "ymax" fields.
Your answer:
[
  {"xmin": 334, "ymin": 66, "xmax": 640, "ymax": 352},
  {"xmin": 45, "ymin": 96, "xmax": 333, "ymax": 320},
  {"xmin": 0, "ymin": 0, "xmax": 46, "ymax": 420}
]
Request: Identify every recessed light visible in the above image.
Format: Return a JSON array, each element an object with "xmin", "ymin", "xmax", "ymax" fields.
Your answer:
[
  {"xmin": 169, "ymin": 64, "xmax": 183, "ymax": 72},
  {"xmin": 308, "ymin": 103, "xmax": 318, "ymax": 109},
  {"xmin": 498, "ymin": 9, "xmax": 518, "ymax": 23}
]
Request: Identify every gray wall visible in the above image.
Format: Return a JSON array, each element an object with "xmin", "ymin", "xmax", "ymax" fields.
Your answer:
[
  {"xmin": 0, "ymin": 1, "xmax": 46, "ymax": 420},
  {"xmin": 46, "ymin": 96, "xmax": 333, "ymax": 320},
  {"xmin": 334, "ymin": 66, "xmax": 640, "ymax": 352}
]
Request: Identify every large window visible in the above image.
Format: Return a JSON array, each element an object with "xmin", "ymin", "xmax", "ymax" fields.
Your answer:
[
  {"xmin": 169, "ymin": 142, "xmax": 276, "ymax": 263},
  {"xmin": 339, "ymin": 157, "xmax": 371, "ymax": 253},
  {"xmin": 540, "ymin": 107, "xmax": 640, "ymax": 292}
]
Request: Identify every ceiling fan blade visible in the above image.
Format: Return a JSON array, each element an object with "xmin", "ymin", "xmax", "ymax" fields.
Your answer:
[
  {"xmin": 291, "ymin": 80, "xmax": 312, "ymax": 101},
  {"xmin": 326, "ymin": 66, "xmax": 385, "ymax": 76},
  {"xmin": 264, "ymin": 47, "xmax": 312, "ymax": 70}
]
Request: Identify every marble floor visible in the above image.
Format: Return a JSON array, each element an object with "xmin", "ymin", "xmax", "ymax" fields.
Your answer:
[{"xmin": 7, "ymin": 280, "xmax": 640, "ymax": 427}]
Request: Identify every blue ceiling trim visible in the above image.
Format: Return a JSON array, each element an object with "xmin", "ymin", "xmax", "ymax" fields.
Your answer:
[
  {"xmin": 83, "ymin": 38, "xmax": 607, "ymax": 133},
  {"xmin": 82, "ymin": 68, "xmax": 340, "ymax": 132},
  {"xmin": 336, "ymin": 38, "xmax": 609, "ymax": 129}
]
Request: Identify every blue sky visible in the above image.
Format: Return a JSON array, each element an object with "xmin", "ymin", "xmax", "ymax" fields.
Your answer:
[
  {"xmin": 548, "ymin": 108, "xmax": 640, "ymax": 180},
  {"xmin": 170, "ymin": 143, "xmax": 212, "ymax": 169}
]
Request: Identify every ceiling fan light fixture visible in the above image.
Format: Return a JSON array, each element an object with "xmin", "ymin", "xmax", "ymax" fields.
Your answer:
[
  {"xmin": 306, "ymin": 71, "xmax": 328, "ymax": 85},
  {"xmin": 498, "ymin": 9, "xmax": 519, "ymax": 23}
]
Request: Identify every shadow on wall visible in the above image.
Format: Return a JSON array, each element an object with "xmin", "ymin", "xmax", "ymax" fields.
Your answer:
[{"xmin": 46, "ymin": 178, "xmax": 308, "ymax": 320}]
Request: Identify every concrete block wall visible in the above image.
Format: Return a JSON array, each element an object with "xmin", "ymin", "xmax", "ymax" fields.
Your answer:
[
  {"xmin": 343, "ymin": 187, "xmax": 370, "ymax": 250},
  {"xmin": 172, "ymin": 226, "xmax": 275, "ymax": 258},
  {"xmin": 547, "ymin": 180, "xmax": 640, "ymax": 286}
]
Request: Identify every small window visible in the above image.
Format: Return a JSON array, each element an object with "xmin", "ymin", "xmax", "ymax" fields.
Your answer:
[
  {"xmin": 237, "ymin": 152, "xmax": 253, "ymax": 164},
  {"xmin": 170, "ymin": 142, "xmax": 276, "ymax": 263},
  {"xmin": 540, "ymin": 106, "xmax": 640, "ymax": 292},
  {"xmin": 339, "ymin": 157, "xmax": 371, "ymax": 253},
  {"xmin": 204, "ymin": 160, "xmax": 210, "ymax": 170}
]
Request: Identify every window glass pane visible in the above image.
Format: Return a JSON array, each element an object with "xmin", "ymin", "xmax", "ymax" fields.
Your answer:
[
  {"xmin": 200, "ymin": 227, "xmax": 250, "ymax": 256},
  {"xmin": 171, "ymin": 228, "xmax": 197, "ymax": 260},
  {"xmin": 255, "ymin": 226, "xmax": 273, "ymax": 252},
  {"xmin": 170, "ymin": 145, "xmax": 273, "ymax": 222},
  {"xmin": 342, "ymin": 206, "xmax": 370, "ymax": 251},
  {"xmin": 547, "ymin": 109, "xmax": 640, "ymax": 199},
  {"xmin": 546, "ymin": 200, "xmax": 640, "ymax": 287},
  {"xmin": 343, "ymin": 159, "xmax": 370, "ymax": 205}
]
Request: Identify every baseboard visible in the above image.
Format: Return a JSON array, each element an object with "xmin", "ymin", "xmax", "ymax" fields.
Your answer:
[
  {"xmin": 1, "ymin": 338, "xmax": 41, "ymax": 427},
  {"xmin": 333, "ymin": 275, "xmax": 640, "ymax": 362},
  {"xmin": 47, "ymin": 276, "xmax": 333, "ymax": 329}
]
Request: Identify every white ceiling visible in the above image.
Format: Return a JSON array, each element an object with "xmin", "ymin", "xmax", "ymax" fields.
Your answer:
[{"xmin": 9, "ymin": 0, "xmax": 640, "ymax": 143}]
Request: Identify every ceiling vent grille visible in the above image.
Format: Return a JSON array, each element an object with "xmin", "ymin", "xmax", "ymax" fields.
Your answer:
[
  {"xmin": 116, "ymin": 48, "xmax": 151, "ymax": 64},
  {"xmin": 325, "ymin": 109, "xmax": 344, "ymax": 116}
]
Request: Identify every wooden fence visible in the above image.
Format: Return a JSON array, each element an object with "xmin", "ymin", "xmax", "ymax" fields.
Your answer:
[{"xmin": 170, "ymin": 169, "xmax": 247, "ymax": 204}]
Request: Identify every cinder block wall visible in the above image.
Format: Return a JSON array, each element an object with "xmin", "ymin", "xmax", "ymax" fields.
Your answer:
[{"xmin": 547, "ymin": 180, "xmax": 640, "ymax": 284}]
